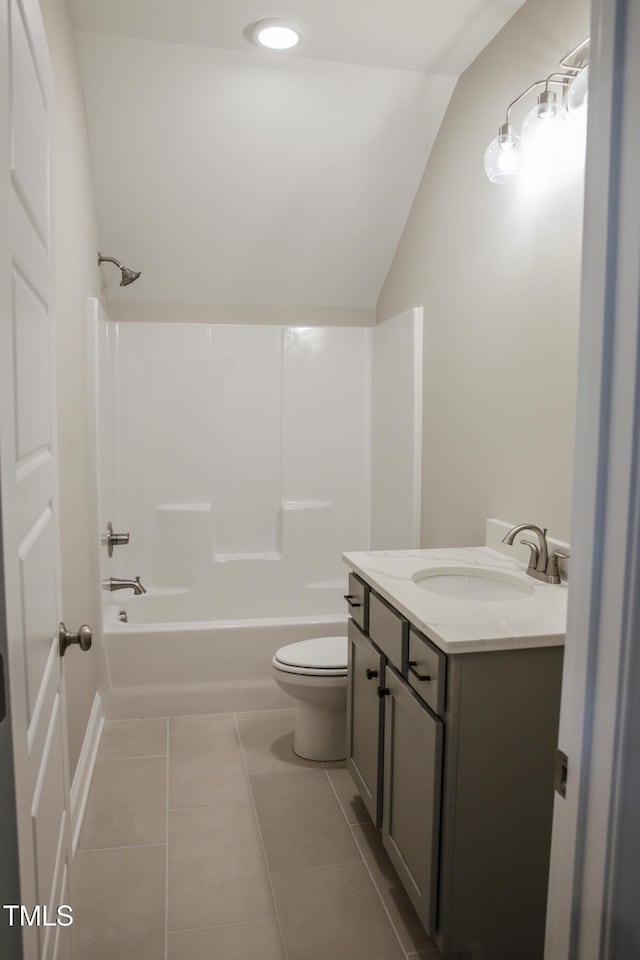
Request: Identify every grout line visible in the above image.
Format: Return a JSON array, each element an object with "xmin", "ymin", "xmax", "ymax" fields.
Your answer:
[
  {"xmin": 76, "ymin": 842, "xmax": 166, "ymax": 854},
  {"xmin": 164, "ymin": 718, "xmax": 171, "ymax": 959},
  {"xmin": 168, "ymin": 712, "xmax": 237, "ymax": 720},
  {"xmin": 168, "ymin": 917, "xmax": 282, "ymax": 935},
  {"xmin": 96, "ymin": 753, "xmax": 167, "ymax": 760},
  {"xmin": 236, "ymin": 707, "xmax": 296, "ymax": 718},
  {"xmin": 233, "ymin": 712, "xmax": 291, "ymax": 960},
  {"xmin": 267, "ymin": 858, "xmax": 364, "ymax": 876},
  {"xmin": 169, "ymin": 799, "xmax": 254, "ymax": 812},
  {"xmin": 104, "ymin": 715, "xmax": 170, "ymax": 723},
  {"xmin": 324, "ymin": 768, "xmax": 414, "ymax": 959}
]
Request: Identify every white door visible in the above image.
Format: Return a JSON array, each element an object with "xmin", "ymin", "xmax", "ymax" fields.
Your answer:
[
  {"xmin": 0, "ymin": 1, "xmax": 78, "ymax": 958},
  {"xmin": 545, "ymin": 1, "xmax": 640, "ymax": 957}
]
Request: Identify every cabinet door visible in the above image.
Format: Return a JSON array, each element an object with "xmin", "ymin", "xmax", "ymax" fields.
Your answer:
[
  {"xmin": 382, "ymin": 666, "xmax": 443, "ymax": 936},
  {"xmin": 347, "ymin": 618, "xmax": 384, "ymax": 826}
]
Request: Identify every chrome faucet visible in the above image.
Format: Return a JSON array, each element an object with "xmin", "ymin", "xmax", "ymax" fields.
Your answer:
[
  {"xmin": 102, "ymin": 576, "xmax": 147, "ymax": 595},
  {"xmin": 501, "ymin": 524, "xmax": 569, "ymax": 584}
]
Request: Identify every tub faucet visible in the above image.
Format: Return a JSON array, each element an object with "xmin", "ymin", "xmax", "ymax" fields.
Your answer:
[
  {"xmin": 102, "ymin": 576, "xmax": 147, "ymax": 595},
  {"xmin": 501, "ymin": 523, "xmax": 568, "ymax": 584}
]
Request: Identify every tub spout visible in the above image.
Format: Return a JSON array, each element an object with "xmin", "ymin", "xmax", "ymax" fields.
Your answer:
[{"xmin": 103, "ymin": 576, "xmax": 147, "ymax": 595}]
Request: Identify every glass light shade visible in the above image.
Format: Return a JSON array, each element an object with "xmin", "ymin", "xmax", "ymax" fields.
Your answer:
[
  {"xmin": 520, "ymin": 100, "xmax": 570, "ymax": 183},
  {"xmin": 484, "ymin": 133, "xmax": 523, "ymax": 183},
  {"xmin": 522, "ymin": 101, "xmax": 568, "ymax": 148},
  {"xmin": 567, "ymin": 67, "xmax": 589, "ymax": 112},
  {"xmin": 254, "ymin": 21, "xmax": 300, "ymax": 49}
]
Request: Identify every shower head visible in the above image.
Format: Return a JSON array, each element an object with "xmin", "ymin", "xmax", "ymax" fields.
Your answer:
[
  {"xmin": 98, "ymin": 253, "xmax": 142, "ymax": 286},
  {"xmin": 119, "ymin": 266, "xmax": 142, "ymax": 286}
]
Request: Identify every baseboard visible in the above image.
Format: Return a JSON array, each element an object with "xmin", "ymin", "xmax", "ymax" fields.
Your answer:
[{"xmin": 70, "ymin": 692, "xmax": 104, "ymax": 857}]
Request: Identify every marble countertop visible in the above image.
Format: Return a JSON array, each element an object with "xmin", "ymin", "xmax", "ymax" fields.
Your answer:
[{"xmin": 342, "ymin": 546, "xmax": 567, "ymax": 654}]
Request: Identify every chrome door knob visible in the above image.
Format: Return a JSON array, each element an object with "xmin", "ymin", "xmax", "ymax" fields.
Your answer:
[{"xmin": 58, "ymin": 622, "xmax": 93, "ymax": 657}]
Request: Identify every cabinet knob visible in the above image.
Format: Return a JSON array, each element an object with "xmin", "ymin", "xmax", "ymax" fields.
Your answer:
[
  {"xmin": 365, "ymin": 668, "xmax": 378, "ymax": 680},
  {"xmin": 377, "ymin": 686, "xmax": 390, "ymax": 698}
]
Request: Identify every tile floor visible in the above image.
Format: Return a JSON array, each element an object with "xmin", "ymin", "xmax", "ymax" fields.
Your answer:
[{"xmin": 72, "ymin": 708, "xmax": 446, "ymax": 960}]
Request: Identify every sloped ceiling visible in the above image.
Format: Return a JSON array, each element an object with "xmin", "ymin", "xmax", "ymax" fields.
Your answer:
[{"xmin": 69, "ymin": 1, "xmax": 524, "ymax": 308}]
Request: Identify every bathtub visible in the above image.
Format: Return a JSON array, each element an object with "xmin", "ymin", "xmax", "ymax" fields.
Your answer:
[{"xmin": 100, "ymin": 590, "xmax": 347, "ymax": 719}]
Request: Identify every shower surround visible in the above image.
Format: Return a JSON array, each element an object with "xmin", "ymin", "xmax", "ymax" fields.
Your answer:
[
  {"xmin": 91, "ymin": 302, "xmax": 372, "ymax": 715},
  {"xmin": 100, "ymin": 318, "xmax": 371, "ymax": 618}
]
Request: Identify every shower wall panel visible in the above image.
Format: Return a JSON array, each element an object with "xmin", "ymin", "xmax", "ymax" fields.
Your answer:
[
  {"xmin": 210, "ymin": 324, "xmax": 282, "ymax": 559},
  {"xmin": 105, "ymin": 321, "xmax": 371, "ymax": 619},
  {"xmin": 115, "ymin": 322, "xmax": 211, "ymax": 580}
]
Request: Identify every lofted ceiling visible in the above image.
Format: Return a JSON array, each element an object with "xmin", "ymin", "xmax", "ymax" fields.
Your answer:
[{"xmin": 69, "ymin": 1, "xmax": 524, "ymax": 308}]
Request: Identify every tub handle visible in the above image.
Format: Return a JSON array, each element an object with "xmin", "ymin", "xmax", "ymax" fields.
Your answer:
[{"xmin": 102, "ymin": 521, "xmax": 131, "ymax": 557}]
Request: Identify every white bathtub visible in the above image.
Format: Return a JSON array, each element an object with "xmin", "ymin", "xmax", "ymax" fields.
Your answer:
[{"xmin": 100, "ymin": 593, "xmax": 347, "ymax": 719}]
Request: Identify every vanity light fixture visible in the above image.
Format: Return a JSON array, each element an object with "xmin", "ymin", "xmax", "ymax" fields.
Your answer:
[
  {"xmin": 567, "ymin": 66, "xmax": 589, "ymax": 112},
  {"xmin": 253, "ymin": 19, "xmax": 301, "ymax": 50},
  {"xmin": 484, "ymin": 39, "xmax": 589, "ymax": 184}
]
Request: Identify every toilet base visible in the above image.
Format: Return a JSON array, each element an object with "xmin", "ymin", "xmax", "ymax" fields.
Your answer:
[{"xmin": 293, "ymin": 701, "xmax": 346, "ymax": 762}]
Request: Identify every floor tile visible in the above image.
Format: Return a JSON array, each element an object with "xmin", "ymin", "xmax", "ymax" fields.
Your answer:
[
  {"xmin": 406, "ymin": 951, "xmax": 445, "ymax": 959},
  {"xmin": 170, "ymin": 713, "xmax": 237, "ymax": 734},
  {"xmin": 72, "ymin": 845, "xmax": 165, "ymax": 960},
  {"xmin": 168, "ymin": 919, "xmax": 285, "ymax": 960},
  {"xmin": 251, "ymin": 769, "xmax": 361, "ymax": 871},
  {"xmin": 272, "ymin": 861, "xmax": 405, "ymax": 960},
  {"xmin": 79, "ymin": 757, "xmax": 166, "ymax": 849},
  {"xmin": 168, "ymin": 803, "xmax": 274, "ymax": 930},
  {"xmin": 98, "ymin": 718, "xmax": 167, "ymax": 759},
  {"xmin": 351, "ymin": 822, "xmax": 433, "ymax": 954},
  {"xmin": 326, "ymin": 766, "xmax": 371, "ymax": 824},
  {"xmin": 237, "ymin": 709, "xmax": 322, "ymax": 774},
  {"xmin": 169, "ymin": 728, "xmax": 250, "ymax": 808}
]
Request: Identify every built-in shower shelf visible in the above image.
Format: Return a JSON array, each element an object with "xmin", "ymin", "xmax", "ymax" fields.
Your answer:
[{"xmin": 213, "ymin": 552, "xmax": 283, "ymax": 563}]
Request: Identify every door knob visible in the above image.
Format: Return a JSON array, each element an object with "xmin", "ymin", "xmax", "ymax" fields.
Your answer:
[{"xmin": 58, "ymin": 622, "xmax": 92, "ymax": 657}]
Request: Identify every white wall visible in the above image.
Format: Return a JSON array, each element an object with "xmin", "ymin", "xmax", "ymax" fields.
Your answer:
[
  {"xmin": 377, "ymin": 0, "xmax": 589, "ymax": 547},
  {"xmin": 39, "ymin": 0, "xmax": 101, "ymax": 775},
  {"xmin": 98, "ymin": 321, "xmax": 371, "ymax": 619}
]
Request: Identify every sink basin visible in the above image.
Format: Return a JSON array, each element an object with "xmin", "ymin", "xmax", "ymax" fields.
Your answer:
[{"xmin": 412, "ymin": 566, "xmax": 534, "ymax": 602}]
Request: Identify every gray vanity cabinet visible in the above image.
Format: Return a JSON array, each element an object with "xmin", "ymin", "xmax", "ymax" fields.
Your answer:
[
  {"xmin": 382, "ymin": 665, "xmax": 443, "ymax": 937},
  {"xmin": 345, "ymin": 575, "xmax": 564, "ymax": 960},
  {"xmin": 346, "ymin": 618, "xmax": 384, "ymax": 825}
]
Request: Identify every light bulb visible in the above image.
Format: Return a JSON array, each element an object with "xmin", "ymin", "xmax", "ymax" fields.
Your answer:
[
  {"xmin": 484, "ymin": 126, "xmax": 523, "ymax": 184},
  {"xmin": 522, "ymin": 100, "xmax": 568, "ymax": 155},
  {"xmin": 253, "ymin": 20, "xmax": 300, "ymax": 49},
  {"xmin": 567, "ymin": 67, "xmax": 589, "ymax": 112}
]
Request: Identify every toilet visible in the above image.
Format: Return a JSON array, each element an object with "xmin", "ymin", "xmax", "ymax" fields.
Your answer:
[{"xmin": 272, "ymin": 635, "xmax": 348, "ymax": 762}]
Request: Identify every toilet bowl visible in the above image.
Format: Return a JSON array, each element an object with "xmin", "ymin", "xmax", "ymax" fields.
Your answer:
[{"xmin": 272, "ymin": 635, "xmax": 348, "ymax": 762}]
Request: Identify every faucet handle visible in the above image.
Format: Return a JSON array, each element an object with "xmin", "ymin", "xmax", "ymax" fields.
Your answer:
[
  {"xmin": 547, "ymin": 550, "xmax": 570, "ymax": 582},
  {"xmin": 520, "ymin": 538, "xmax": 540, "ymax": 572}
]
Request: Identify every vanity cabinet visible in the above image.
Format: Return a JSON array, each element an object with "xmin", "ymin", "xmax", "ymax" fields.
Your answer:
[
  {"xmin": 382, "ymin": 665, "xmax": 443, "ymax": 936},
  {"xmin": 346, "ymin": 618, "xmax": 383, "ymax": 825},
  {"xmin": 345, "ymin": 572, "xmax": 564, "ymax": 960}
]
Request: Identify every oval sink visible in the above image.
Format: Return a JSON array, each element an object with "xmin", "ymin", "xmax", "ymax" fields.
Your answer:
[{"xmin": 412, "ymin": 566, "xmax": 534, "ymax": 602}]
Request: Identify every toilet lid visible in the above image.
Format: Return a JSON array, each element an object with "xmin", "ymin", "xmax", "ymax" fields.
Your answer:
[{"xmin": 274, "ymin": 636, "xmax": 348, "ymax": 671}]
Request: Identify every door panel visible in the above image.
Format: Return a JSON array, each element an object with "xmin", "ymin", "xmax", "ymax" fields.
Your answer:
[
  {"xmin": 13, "ymin": 270, "xmax": 52, "ymax": 457},
  {"xmin": 382, "ymin": 666, "xmax": 443, "ymax": 936},
  {"xmin": 347, "ymin": 618, "xmax": 383, "ymax": 825},
  {"xmin": 9, "ymin": 0, "xmax": 49, "ymax": 240},
  {"xmin": 1, "ymin": 1, "xmax": 72, "ymax": 958},
  {"xmin": 20, "ymin": 506, "xmax": 57, "ymax": 719}
]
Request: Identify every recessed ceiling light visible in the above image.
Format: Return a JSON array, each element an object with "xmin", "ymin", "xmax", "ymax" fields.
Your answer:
[{"xmin": 253, "ymin": 19, "xmax": 301, "ymax": 50}]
